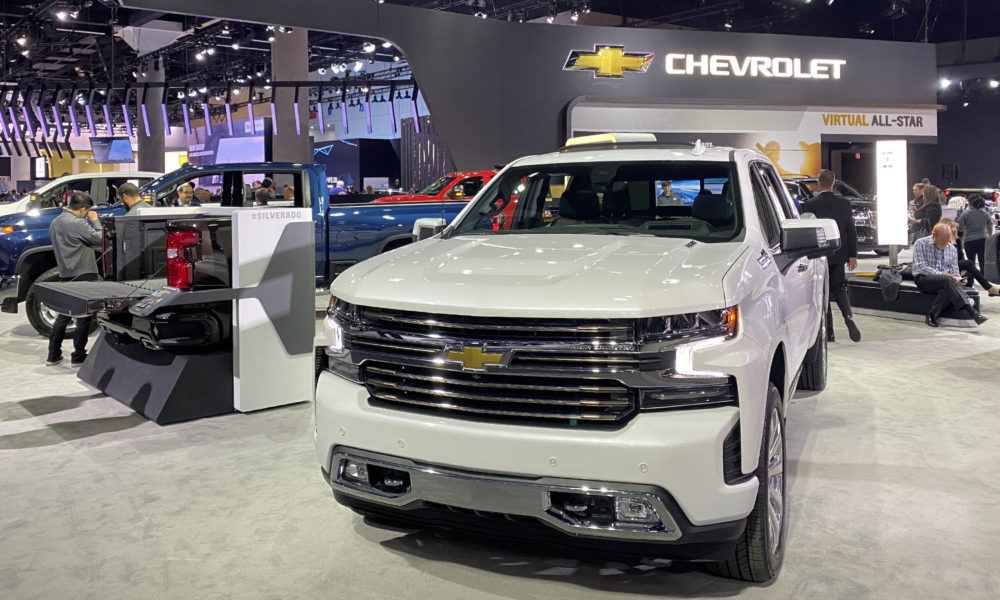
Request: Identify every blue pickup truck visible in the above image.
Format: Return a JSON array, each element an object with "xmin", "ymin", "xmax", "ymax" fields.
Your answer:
[{"xmin": 0, "ymin": 162, "xmax": 466, "ymax": 336}]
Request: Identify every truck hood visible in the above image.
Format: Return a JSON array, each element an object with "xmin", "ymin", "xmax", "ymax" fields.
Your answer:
[
  {"xmin": 0, "ymin": 197, "xmax": 29, "ymax": 218},
  {"xmin": 334, "ymin": 234, "xmax": 748, "ymax": 318}
]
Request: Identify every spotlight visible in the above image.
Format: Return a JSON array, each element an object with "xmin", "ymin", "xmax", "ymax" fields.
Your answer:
[
  {"xmin": 69, "ymin": 9, "xmax": 79, "ymax": 18},
  {"xmin": 363, "ymin": 41, "xmax": 376, "ymax": 53},
  {"xmin": 188, "ymin": 89, "xmax": 198, "ymax": 97},
  {"xmin": 354, "ymin": 60, "xmax": 363, "ymax": 71},
  {"xmin": 474, "ymin": 11, "xmax": 487, "ymax": 18},
  {"xmin": 232, "ymin": 88, "xmax": 241, "ymax": 95},
  {"xmin": 214, "ymin": 94, "xmax": 222, "ymax": 101},
  {"xmin": 20, "ymin": 49, "xmax": 29, "ymax": 57},
  {"xmin": 267, "ymin": 33, "xmax": 276, "ymax": 42},
  {"xmin": 206, "ymin": 47, "xmax": 216, "ymax": 56},
  {"xmin": 221, "ymin": 22, "xmax": 231, "ymax": 35},
  {"xmin": 360, "ymin": 85, "xmax": 369, "ymax": 92},
  {"xmin": 583, "ymin": 2, "xmax": 590, "ymax": 13},
  {"xmin": 177, "ymin": 91, "xmax": 186, "ymax": 99},
  {"xmin": 962, "ymin": 100, "xmax": 970, "ymax": 108},
  {"xmin": 319, "ymin": 67, "xmax": 327, "ymax": 74},
  {"xmin": 56, "ymin": 10, "xmax": 69, "ymax": 20},
  {"xmin": 381, "ymin": 41, "xmax": 392, "ymax": 48},
  {"xmin": 131, "ymin": 70, "xmax": 138, "ymax": 78},
  {"xmin": 724, "ymin": 17, "xmax": 734, "ymax": 30},
  {"xmin": 278, "ymin": 26, "xmax": 288, "ymax": 33},
  {"xmin": 196, "ymin": 51, "xmax": 206, "ymax": 61},
  {"xmin": 393, "ymin": 55, "xmax": 400, "ymax": 62},
  {"xmin": 15, "ymin": 34, "xmax": 27, "ymax": 46},
  {"xmin": 545, "ymin": 13, "xmax": 555, "ymax": 23},
  {"xmin": 199, "ymin": 86, "xmax": 208, "ymax": 93},
  {"xmin": 939, "ymin": 78, "xmax": 952, "ymax": 89},
  {"xmin": 263, "ymin": 84, "xmax": 272, "ymax": 90},
  {"xmin": 827, "ymin": 0, "xmax": 835, "ymax": 4},
  {"xmin": 77, "ymin": 96, "xmax": 86, "ymax": 105},
  {"xmin": 256, "ymin": 69, "xmax": 264, "ymax": 77},
  {"xmin": 231, "ymin": 41, "xmax": 240, "ymax": 50},
  {"xmin": 340, "ymin": 62, "xmax": 348, "ymax": 72},
  {"xmin": 990, "ymin": 80, "xmax": 999, "ymax": 89},
  {"xmin": 570, "ymin": 10, "xmax": 579, "ymax": 22}
]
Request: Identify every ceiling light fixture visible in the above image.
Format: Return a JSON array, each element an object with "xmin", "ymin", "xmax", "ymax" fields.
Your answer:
[
  {"xmin": 354, "ymin": 60, "xmax": 363, "ymax": 71},
  {"xmin": 382, "ymin": 41, "xmax": 392, "ymax": 48},
  {"xmin": 939, "ymin": 78, "xmax": 952, "ymax": 89},
  {"xmin": 363, "ymin": 41, "xmax": 376, "ymax": 53}
]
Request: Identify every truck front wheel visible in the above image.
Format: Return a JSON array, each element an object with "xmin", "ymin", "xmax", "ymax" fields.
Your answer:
[
  {"xmin": 797, "ymin": 307, "xmax": 828, "ymax": 391},
  {"xmin": 706, "ymin": 384, "xmax": 786, "ymax": 582},
  {"xmin": 24, "ymin": 267, "xmax": 97, "ymax": 338}
]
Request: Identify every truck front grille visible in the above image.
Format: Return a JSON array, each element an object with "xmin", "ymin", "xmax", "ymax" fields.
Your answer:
[
  {"xmin": 362, "ymin": 362, "xmax": 636, "ymax": 425},
  {"xmin": 358, "ymin": 308, "xmax": 634, "ymax": 343}
]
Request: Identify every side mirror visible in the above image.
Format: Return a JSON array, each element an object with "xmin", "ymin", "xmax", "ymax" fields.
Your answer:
[
  {"xmin": 781, "ymin": 218, "xmax": 840, "ymax": 260},
  {"xmin": 413, "ymin": 217, "xmax": 448, "ymax": 241}
]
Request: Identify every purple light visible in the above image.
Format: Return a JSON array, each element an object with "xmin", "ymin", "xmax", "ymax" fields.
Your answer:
[
  {"xmin": 388, "ymin": 97, "xmax": 397, "ymax": 134},
  {"xmin": 225, "ymin": 103, "xmax": 233, "ymax": 135},
  {"xmin": 69, "ymin": 105, "xmax": 80, "ymax": 138},
  {"xmin": 203, "ymin": 104, "xmax": 211, "ymax": 136},
  {"xmin": 248, "ymin": 102, "xmax": 256, "ymax": 134},
  {"xmin": 122, "ymin": 105, "xmax": 133, "ymax": 137},
  {"xmin": 182, "ymin": 103, "xmax": 191, "ymax": 136},
  {"xmin": 22, "ymin": 106, "xmax": 35, "ymax": 139},
  {"xmin": 85, "ymin": 104, "xmax": 95, "ymax": 135},
  {"xmin": 140, "ymin": 104, "xmax": 151, "ymax": 137},
  {"xmin": 293, "ymin": 102, "xmax": 301, "ymax": 135},
  {"xmin": 35, "ymin": 105, "xmax": 48, "ymax": 139},
  {"xmin": 161, "ymin": 103, "xmax": 170, "ymax": 136},
  {"xmin": 341, "ymin": 103, "xmax": 348, "ymax": 134},
  {"xmin": 365, "ymin": 100, "xmax": 372, "ymax": 134},
  {"xmin": 270, "ymin": 103, "xmax": 278, "ymax": 135},
  {"xmin": 102, "ymin": 104, "xmax": 112, "ymax": 135},
  {"xmin": 317, "ymin": 100, "xmax": 325, "ymax": 134},
  {"xmin": 52, "ymin": 106, "xmax": 65, "ymax": 139},
  {"xmin": 410, "ymin": 99, "xmax": 420, "ymax": 133},
  {"xmin": 7, "ymin": 107, "xmax": 21, "ymax": 141}
]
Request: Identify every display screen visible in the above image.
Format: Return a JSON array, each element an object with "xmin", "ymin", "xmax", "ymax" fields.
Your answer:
[
  {"xmin": 215, "ymin": 136, "xmax": 265, "ymax": 164},
  {"xmin": 90, "ymin": 137, "xmax": 135, "ymax": 163},
  {"xmin": 655, "ymin": 178, "xmax": 727, "ymax": 205}
]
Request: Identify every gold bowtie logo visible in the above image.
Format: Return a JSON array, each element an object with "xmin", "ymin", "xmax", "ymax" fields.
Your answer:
[
  {"xmin": 446, "ymin": 346, "xmax": 505, "ymax": 370},
  {"xmin": 564, "ymin": 45, "xmax": 654, "ymax": 78}
]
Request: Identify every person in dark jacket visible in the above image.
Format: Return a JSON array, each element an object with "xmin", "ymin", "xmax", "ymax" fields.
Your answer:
[
  {"xmin": 117, "ymin": 182, "xmax": 148, "ymax": 215},
  {"xmin": 802, "ymin": 169, "xmax": 861, "ymax": 343},
  {"xmin": 912, "ymin": 185, "xmax": 942, "ymax": 242},
  {"xmin": 46, "ymin": 192, "xmax": 102, "ymax": 366}
]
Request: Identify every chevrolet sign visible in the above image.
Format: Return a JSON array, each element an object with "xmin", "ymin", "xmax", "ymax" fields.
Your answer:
[{"xmin": 665, "ymin": 54, "xmax": 846, "ymax": 79}]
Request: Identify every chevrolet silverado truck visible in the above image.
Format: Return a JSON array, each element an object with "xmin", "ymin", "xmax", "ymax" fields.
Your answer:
[
  {"xmin": 0, "ymin": 162, "xmax": 467, "ymax": 337},
  {"xmin": 315, "ymin": 136, "xmax": 840, "ymax": 582},
  {"xmin": 373, "ymin": 170, "xmax": 497, "ymax": 203}
]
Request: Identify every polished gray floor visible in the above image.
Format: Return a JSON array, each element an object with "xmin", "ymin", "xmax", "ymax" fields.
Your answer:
[{"xmin": 2, "ymin": 265, "xmax": 999, "ymax": 599}]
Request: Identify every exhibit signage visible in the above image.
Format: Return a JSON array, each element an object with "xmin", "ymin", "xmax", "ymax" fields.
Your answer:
[
  {"xmin": 875, "ymin": 140, "xmax": 909, "ymax": 246},
  {"xmin": 664, "ymin": 54, "xmax": 846, "ymax": 79}
]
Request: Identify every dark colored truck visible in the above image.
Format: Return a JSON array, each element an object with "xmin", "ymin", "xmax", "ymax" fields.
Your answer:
[
  {"xmin": 783, "ymin": 176, "xmax": 890, "ymax": 255},
  {"xmin": 0, "ymin": 162, "xmax": 468, "ymax": 336}
]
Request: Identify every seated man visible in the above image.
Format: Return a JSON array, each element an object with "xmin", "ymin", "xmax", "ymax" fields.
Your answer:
[{"xmin": 912, "ymin": 223, "xmax": 988, "ymax": 327}]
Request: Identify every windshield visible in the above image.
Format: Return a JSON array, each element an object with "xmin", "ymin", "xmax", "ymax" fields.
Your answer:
[
  {"xmin": 421, "ymin": 175, "xmax": 456, "ymax": 196},
  {"xmin": 450, "ymin": 161, "xmax": 744, "ymax": 242}
]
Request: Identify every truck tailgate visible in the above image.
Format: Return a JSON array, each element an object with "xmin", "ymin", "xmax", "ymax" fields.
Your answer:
[{"xmin": 33, "ymin": 279, "xmax": 167, "ymax": 317}]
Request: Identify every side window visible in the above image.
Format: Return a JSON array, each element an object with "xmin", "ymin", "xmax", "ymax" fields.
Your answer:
[
  {"xmin": 460, "ymin": 177, "xmax": 484, "ymax": 198},
  {"xmin": 241, "ymin": 172, "xmax": 304, "ymax": 208},
  {"xmin": 750, "ymin": 167, "xmax": 782, "ymax": 247},
  {"xmin": 106, "ymin": 177, "xmax": 130, "ymax": 206},
  {"xmin": 754, "ymin": 163, "xmax": 796, "ymax": 219}
]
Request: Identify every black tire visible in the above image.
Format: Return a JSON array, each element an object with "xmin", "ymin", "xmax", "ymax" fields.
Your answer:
[
  {"xmin": 706, "ymin": 384, "xmax": 786, "ymax": 582},
  {"xmin": 797, "ymin": 310, "xmax": 828, "ymax": 391},
  {"xmin": 24, "ymin": 267, "xmax": 98, "ymax": 338}
]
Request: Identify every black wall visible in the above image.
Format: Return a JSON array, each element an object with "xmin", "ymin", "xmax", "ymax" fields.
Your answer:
[
  {"xmin": 358, "ymin": 139, "xmax": 400, "ymax": 186},
  {"xmin": 909, "ymin": 96, "xmax": 1000, "ymax": 189},
  {"xmin": 123, "ymin": 0, "xmax": 938, "ymax": 171}
]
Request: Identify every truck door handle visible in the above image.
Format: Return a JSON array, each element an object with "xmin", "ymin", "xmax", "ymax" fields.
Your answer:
[{"xmin": 796, "ymin": 263, "xmax": 809, "ymax": 273}]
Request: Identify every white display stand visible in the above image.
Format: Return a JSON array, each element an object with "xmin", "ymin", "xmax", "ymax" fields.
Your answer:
[{"xmin": 231, "ymin": 208, "xmax": 315, "ymax": 412}]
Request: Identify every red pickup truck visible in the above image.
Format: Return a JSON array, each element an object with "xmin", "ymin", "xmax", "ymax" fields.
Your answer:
[{"xmin": 373, "ymin": 170, "xmax": 498, "ymax": 203}]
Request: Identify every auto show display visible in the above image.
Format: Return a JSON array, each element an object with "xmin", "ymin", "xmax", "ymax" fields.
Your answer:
[
  {"xmin": 34, "ymin": 201, "xmax": 315, "ymax": 424},
  {"xmin": 315, "ymin": 135, "xmax": 840, "ymax": 582}
]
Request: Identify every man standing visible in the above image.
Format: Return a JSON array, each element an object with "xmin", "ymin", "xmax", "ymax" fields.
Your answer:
[
  {"xmin": 117, "ymin": 182, "xmax": 148, "ymax": 215},
  {"xmin": 802, "ymin": 169, "xmax": 861, "ymax": 342},
  {"xmin": 655, "ymin": 181, "xmax": 684, "ymax": 206},
  {"xmin": 913, "ymin": 223, "xmax": 988, "ymax": 327},
  {"xmin": 47, "ymin": 193, "xmax": 102, "ymax": 366}
]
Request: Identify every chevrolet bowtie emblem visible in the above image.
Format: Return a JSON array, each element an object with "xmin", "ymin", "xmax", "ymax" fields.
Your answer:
[
  {"xmin": 564, "ymin": 45, "xmax": 654, "ymax": 78},
  {"xmin": 446, "ymin": 346, "xmax": 505, "ymax": 370}
]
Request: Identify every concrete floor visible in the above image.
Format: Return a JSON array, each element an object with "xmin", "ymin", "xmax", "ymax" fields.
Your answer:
[{"xmin": 2, "ymin": 257, "xmax": 999, "ymax": 599}]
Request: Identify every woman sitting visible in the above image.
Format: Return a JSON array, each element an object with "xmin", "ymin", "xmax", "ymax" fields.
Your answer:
[{"xmin": 939, "ymin": 218, "xmax": 1000, "ymax": 296}]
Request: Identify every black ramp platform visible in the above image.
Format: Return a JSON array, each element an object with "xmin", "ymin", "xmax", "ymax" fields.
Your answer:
[
  {"xmin": 33, "ymin": 279, "xmax": 166, "ymax": 317},
  {"xmin": 78, "ymin": 332, "xmax": 234, "ymax": 425}
]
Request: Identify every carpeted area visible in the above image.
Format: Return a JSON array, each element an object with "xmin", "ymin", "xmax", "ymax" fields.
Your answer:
[{"xmin": 1, "ymin": 259, "xmax": 999, "ymax": 599}]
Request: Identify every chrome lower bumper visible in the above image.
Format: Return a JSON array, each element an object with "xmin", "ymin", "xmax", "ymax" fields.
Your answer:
[{"xmin": 328, "ymin": 447, "xmax": 683, "ymax": 541}]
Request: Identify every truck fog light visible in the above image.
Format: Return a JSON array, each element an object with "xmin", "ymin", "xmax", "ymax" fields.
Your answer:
[
  {"xmin": 615, "ymin": 495, "xmax": 661, "ymax": 524},
  {"xmin": 343, "ymin": 460, "xmax": 369, "ymax": 483}
]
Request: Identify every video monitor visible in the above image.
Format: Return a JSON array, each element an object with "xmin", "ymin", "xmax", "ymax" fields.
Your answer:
[{"xmin": 90, "ymin": 137, "xmax": 135, "ymax": 163}]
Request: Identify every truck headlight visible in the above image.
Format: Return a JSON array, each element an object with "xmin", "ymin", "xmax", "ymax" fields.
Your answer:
[
  {"xmin": 637, "ymin": 306, "xmax": 739, "ymax": 344},
  {"xmin": 324, "ymin": 314, "xmax": 344, "ymax": 355}
]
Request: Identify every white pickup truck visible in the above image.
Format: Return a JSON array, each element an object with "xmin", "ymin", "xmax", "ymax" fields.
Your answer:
[{"xmin": 315, "ymin": 135, "xmax": 839, "ymax": 582}]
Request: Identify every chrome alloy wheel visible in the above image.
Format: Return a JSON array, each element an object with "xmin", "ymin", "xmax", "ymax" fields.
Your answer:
[{"xmin": 766, "ymin": 405, "xmax": 784, "ymax": 558}]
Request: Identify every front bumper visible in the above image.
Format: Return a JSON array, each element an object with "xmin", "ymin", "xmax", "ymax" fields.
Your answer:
[
  {"xmin": 314, "ymin": 372, "xmax": 758, "ymax": 533},
  {"xmin": 0, "ymin": 275, "xmax": 19, "ymax": 313}
]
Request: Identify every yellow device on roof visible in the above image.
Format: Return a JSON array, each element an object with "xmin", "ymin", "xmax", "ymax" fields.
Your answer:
[{"xmin": 564, "ymin": 133, "xmax": 658, "ymax": 147}]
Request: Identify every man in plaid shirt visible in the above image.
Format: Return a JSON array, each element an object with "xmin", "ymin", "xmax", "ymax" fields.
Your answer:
[{"xmin": 912, "ymin": 223, "xmax": 988, "ymax": 327}]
